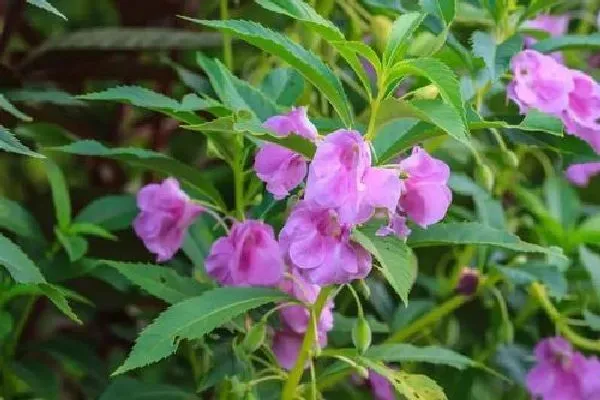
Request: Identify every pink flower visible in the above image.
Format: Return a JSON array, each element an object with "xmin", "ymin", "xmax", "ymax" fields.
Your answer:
[
  {"xmin": 368, "ymin": 370, "xmax": 396, "ymax": 400},
  {"xmin": 398, "ymin": 147, "xmax": 452, "ymax": 228},
  {"xmin": 273, "ymin": 329, "xmax": 327, "ymax": 370},
  {"xmin": 526, "ymin": 337, "xmax": 597, "ymax": 400},
  {"xmin": 205, "ymin": 220, "xmax": 284, "ymax": 287},
  {"xmin": 524, "ymin": 14, "xmax": 569, "ymax": 62},
  {"xmin": 133, "ymin": 178, "xmax": 204, "ymax": 262},
  {"xmin": 376, "ymin": 214, "xmax": 411, "ymax": 238},
  {"xmin": 263, "ymin": 106, "xmax": 318, "ymax": 141},
  {"xmin": 508, "ymin": 50, "xmax": 574, "ymax": 115},
  {"xmin": 305, "ymin": 129, "xmax": 402, "ymax": 225},
  {"xmin": 254, "ymin": 144, "xmax": 307, "ymax": 200},
  {"xmin": 562, "ymin": 70, "xmax": 600, "ymax": 153},
  {"xmin": 278, "ymin": 271, "xmax": 334, "ymax": 334},
  {"xmin": 565, "ymin": 163, "xmax": 600, "ymax": 187},
  {"xmin": 279, "ymin": 201, "xmax": 372, "ymax": 285}
]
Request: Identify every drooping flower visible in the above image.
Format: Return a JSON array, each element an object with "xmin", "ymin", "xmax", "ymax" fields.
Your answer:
[
  {"xmin": 262, "ymin": 106, "xmax": 318, "ymax": 141},
  {"xmin": 367, "ymin": 370, "xmax": 396, "ymax": 400},
  {"xmin": 272, "ymin": 329, "xmax": 328, "ymax": 370},
  {"xmin": 254, "ymin": 144, "xmax": 307, "ymax": 200},
  {"xmin": 562, "ymin": 70, "xmax": 600, "ymax": 153},
  {"xmin": 205, "ymin": 220, "xmax": 284, "ymax": 287},
  {"xmin": 279, "ymin": 201, "xmax": 372, "ymax": 285},
  {"xmin": 565, "ymin": 163, "xmax": 600, "ymax": 187},
  {"xmin": 398, "ymin": 147, "xmax": 452, "ymax": 228},
  {"xmin": 526, "ymin": 337, "xmax": 598, "ymax": 400},
  {"xmin": 508, "ymin": 50, "xmax": 574, "ymax": 115},
  {"xmin": 524, "ymin": 14, "xmax": 569, "ymax": 62},
  {"xmin": 305, "ymin": 129, "xmax": 402, "ymax": 225},
  {"xmin": 278, "ymin": 271, "xmax": 334, "ymax": 334},
  {"xmin": 133, "ymin": 178, "xmax": 204, "ymax": 262}
]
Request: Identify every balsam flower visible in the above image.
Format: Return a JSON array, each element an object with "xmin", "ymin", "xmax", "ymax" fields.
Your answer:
[
  {"xmin": 368, "ymin": 370, "xmax": 396, "ymax": 400},
  {"xmin": 262, "ymin": 106, "xmax": 318, "ymax": 141},
  {"xmin": 524, "ymin": 14, "xmax": 569, "ymax": 62},
  {"xmin": 565, "ymin": 163, "xmax": 600, "ymax": 187},
  {"xmin": 526, "ymin": 337, "xmax": 600, "ymax": 400},
  {"xmin": 398, "ymin": 147, "xmax": 452, "ymax": 228},
  {"xmin": 508, "ymin": 50, "xmax": 574, "ymax": 115},
  {"xmin": 133, "ymin": 178, "xmax": 204, "ymax": 262},
  {"xmin": 273, "ymin": 329, "xmax": 328, "ymax": 370},
  {"xmin": 205, "ymin": 220, "xmax": 284, "ymax": 287},
  {"xmin": 562, "ymin": 70, "xmax": 600, "ymax": 153},
  {"xmin": 279, "ymin": 201, "xmax": 372, "ymax": 285}
]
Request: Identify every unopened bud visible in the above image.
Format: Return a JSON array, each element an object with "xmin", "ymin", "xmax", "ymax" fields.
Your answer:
[
  {"xmin": 475, "ymin": 163, "xmax": 495, "ymax": 192},
  {"xmin": 371, "ymin": 16, "xmax": 393, "ymax": 52},
  {"xmin": 456, "ymin": 267, "xmax": 480, "ymax": 296},
  {"xmin": 352, "ymin": 317, "xmax": 372, "ymax": 354},
  {"xmin": 241, "ymin": 322, "xmax": 266, "ymax": 353},
  {"xmin": 413, "ymin": 84, "xmax": 439, "ymax": 100}
]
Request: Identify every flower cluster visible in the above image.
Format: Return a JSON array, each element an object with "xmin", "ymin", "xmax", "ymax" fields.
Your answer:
[
  {"xmin": 508, "ymin": 49, "xmax": 600, "ymax": 186},
  {"xmin": 526, "ymin": 337, "xmax": 600, "ymax": 400}
]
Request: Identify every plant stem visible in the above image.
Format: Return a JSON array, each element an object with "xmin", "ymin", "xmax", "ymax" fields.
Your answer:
[
  {"xmin": 220, "ymin": 0, "xmax": 233, "ymax": 70},
  {"xmin": 364, "ymin": 92, "xmax": 383, "ymax": 141},
  {"xmin": 233, "ymin": 148, "xmax": 245, "ymax": 220},
  {"xmin": 282, "ymin": 286, "xmax": 333, "ymax": 400}
]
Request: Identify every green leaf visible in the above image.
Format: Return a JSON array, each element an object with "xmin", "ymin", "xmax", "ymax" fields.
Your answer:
[
  {"xmin": 11, "ymin": 362, "xmax": 59, "ymax": 400},
  {"xmin": 100, "ymin": 261, "xmax": 210, "ymax": 304},
  {"xmin": 56, "ymin": 230, "xmax": 88, "ymax": 262},
  {"xmin": 0, "ymin": 233, "xmax": 45, "ymax": 283},
  {"xmin": 420, "ymin": 0, "xmax": 456, "ymax": 26},
  {"xmin": 100, "ymin": 377, "xmax": 199, "ymax": 400},
  {"xmin": 260, "ymin": 68, "xmax": 305, "ymax": 107},
  {"xmin": 0, "ymin": 197, "xmax": 46, "ymax": 243},
  {"xmin": 374, "ymin": 120, "xmax": 440, "ymax": 164},
  {"xmin": 4, "ymin": 88, "xmax": 85, "ymax": 107},
  {"xmin": 44, "ymin": 159, "xmax": 71, "ymax": 229},
  {"xmin": 544, "ymin": 176, "xmax": 580, "ymax": 230},
  {"xmin": 69, "ymin": 223, "xmax": 116, "ymax": 240},
  {"xmin": 579, "ymin": 246, "xmax": 600, "ymax": 301},
  {"xmin": 519, "ymin": 110, "xmax": 564, "ymax": 136},
  {"xmin": 0, "ymin": 311, "xmax": 13, "ymax": 343},
  {"xmin": 331, "ymin": 314, "xmax": 390, "ymax": 333},
  {"xmin": 449, "ymin": 174, "xmax": 506, "ymax": 230},
  {"xmin": 471, "ymin": 32, "xmax": 522, "ymax": 82},
  {"xmin": 75, "ymin": 195, "xmax": 137, "ymax": 231},
  {"xmin": 383, "ymin": 12, "xmax": 426, "ymax": 68},
  {"xmin": 353, "ymin": 224, "xmax": 418, "ymax": 305},
  {"xmin": 38, "ymin": 283, "xmax": 82, "ymax": 324},
  {"xmin": 533, "ymin": 33, "xmax": 600, "ymax": 53},
  {"xmin": 407, "ymin": 222, "xmax": 566, "ymax": 259},
  {"xmin": 196, "ymin": 53, "xmax": 281, "ymax": 121},
  {"xmin": 583, "ymin": 310, "xmax": 600, "ymax": 332},
  {"xmin": 376, "ymin": 98, "xmax": 468, "ymax": 147},
  {"xmin": 365, "ymin": 343, "xmax": 475, "ymax": 369},
  {"xmin": 113, "ymin": 287, "xmax": 289, "ymax": 374},
  {"xmin": 188, "ymin": 18, "xmax": 353, "ymax": 127},
  {"xmin": 49, "ymin": 140, "xmax": 225, "ymax": 209},
  {"xmin": 255, "ymin": 0, "xmax": 344, "ymax": 41},
  {"xmin": 26, "ymin": 0, "xmax": 66, "ymax": 19},
  {"xmin": 386, "ymin": 58, "xmax": 464, "ymax": 119},
  {"xmin": 0, "ymin": 94, "xmax": 32, "ymax": 122},
  {"xmin": 330, "ymin": 41, "xmax": 375, "ymax": 99},
  {"xmin": 78, "ymin": 86, "xmax": 204, "ymax": 124},
  {"xmin": 495, "ymin": 263, "xmax": 567, "ymax": 300},
  {"xmin": 0, "ymin": 125, "xmax": 44, "ymax": 158}
]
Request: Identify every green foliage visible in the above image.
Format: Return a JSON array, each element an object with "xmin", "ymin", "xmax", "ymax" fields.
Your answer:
[
  {"xmin": 26, "ymin": 0, "xmax": 67, "ymax": 20},
  {"xmin": 0, "ymin": 126, "xmax": 44, "ymax": 158},
  {"xmin": 44, "ymin": 159, "xmax": 72, "ymax": 230},
  {"xmin": 533, "ymin": 33, "xmax": 600, "ymax": 52},
  {"xmin": 383, "ymin": 13, "xmax": 426, "ymax": 68},
  {"xmin": 0, "ymin": 233, "xmax": 45, "ymax": 284}
]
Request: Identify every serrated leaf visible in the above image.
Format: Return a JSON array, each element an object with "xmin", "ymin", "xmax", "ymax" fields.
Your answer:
[
  {"xmin": 383, "ymin": 12, "xmax": 426, "ymax": 68},
  {"xmin": 0, "ymin": 233, "xmax": 45, "ymax": 283},
  {"xmin": 420, "ymin": 0, "xmax": 455, "ymax": 27},
  {"xmin": 75, "ymin": 195, "xmax": 137, "ymax": 231},
  {"xmin": 260, "ymin": 68, "xmax": 305, "ymax": 107},
  {"xmin": 56, "ymin": 230, "xmax": 88, "ymax": 262},
  {"xmin": 26, "ymin": 0, "xmax": 66, "ymax": 19},
  {"xmin": 533, "ymin": 33, "xmax": 600, "ymax": 53},
  {"xmin": 0, "ymin": 125, "xmax": 44, "ymax": 158},
  {"xmin": 407, "ymin": 222, "xmax": 566, "ymax": 259},
  {"xmin": 469, "ymin": 110, "xmax": 563, "ymax": 136},
  {"xmin": 100, "ymin": 261, "xmax": 210, "ymax": 304},
  {"xmin": 187, "ymin": 18, "xmax": 353, "ymax": 127},
  {"xmin": 99, "ymin": 377, "xmax": 198, "ymax": 400},
  {"xmin": 330, "ymin": 41, "xmax": 375, "ymax": 99},
  {"xmin": 386, "ymin": 57, "xmax": 464, "ymax": 119},
  {"xmin": 0, "ymin": 197, "xmax": 46, "ymax": 243},
  {"xmin": 353, "ymin": 224, "xmax": 417, "ymax": 305},
  {"xmin": 113, "ymin": 287, "xmax": 289, "ymax": 374},
  {"xmin": 4, "ymin": 88, "xmax": 85, "ymax": 106},
  {"xmin": 49, "ymin": 140, "xmax": 225, "ymax": 209},
  {"xmin": 366, "ymin": 344, "xmax": 475, "ymax": 369},
  {"xmin": 44, "ymin": 159, "xmax": 71, "ymax": 229},
  {"xmin": 374, "ymin": 120, "xmax": 440, "ymax": 164},
  {"xmin": 78, "ymin": 86, "xmax": 204, "ymax": 124},
  {"xmin": 0, "ymin": 94, "xmax": 32, "ymax": 122},
  {"xmin": 196, "ymin": 53, "xmax": 281, "ymax": 121},
  {"xmin": 255, "ymin": 0, "xmax": 344, "ymax": 41},
  {"xmin": 37, "ymin": 283, "xmax": 82, "ymax": 324},
  {"xmin": 376, "ymin": 98, "xmax": 468, "ymax": 148}
]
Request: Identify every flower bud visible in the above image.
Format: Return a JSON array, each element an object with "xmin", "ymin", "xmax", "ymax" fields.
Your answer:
[
  {"xmin": 352, "ymin": 317, "xmax": 372, "ymax": 354},
  {"xmin": 413, "ymin": 84, "xmax": 439, "ymax": 100},
  {"xmin": 456, "ymin": 267, "xmax": 480, "ymax": 296},
  {"xmin": 475, "ymin": 163, "xmax": 495, "ymax": 192},
  {"xmin": 241, "ymin": 321, "xmax": 266, "ymax": 353},
  {"xmin": 371, "ymin": 16, "xmax": 393, "ymax": 52}
]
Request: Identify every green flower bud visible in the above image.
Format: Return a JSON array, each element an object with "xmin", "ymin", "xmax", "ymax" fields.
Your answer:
[
  {"xmin": 352, "ymin": 317, "xmax": 372, "ymax": 355},
  {"xmin": 475, "ymin": 163, "xmax": 495, "ymax": 192},
  {"xmin": 413, "ymin": 84, "xmax": 439, "ymax": 100},
  {"xmin": 241, "ymin": 321, "xmax": 266, "ymax": 353},
  {"xmin": 371, "ymin": 16, "xmax": 393, "ymax": 52}
]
